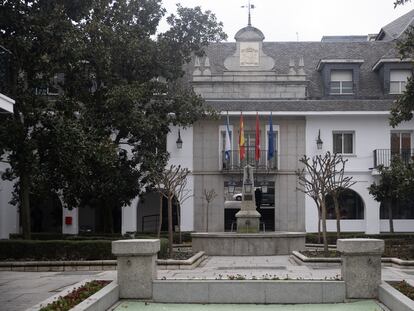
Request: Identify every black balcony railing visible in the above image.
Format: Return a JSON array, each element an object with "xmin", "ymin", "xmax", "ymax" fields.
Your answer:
[
  {"xmin": 221, "ymin": 149, "xmax": 278, "ymax": 171},
  {"xmin": 373, "ymin": 149, "xmax": 414, "ymax": 168}
]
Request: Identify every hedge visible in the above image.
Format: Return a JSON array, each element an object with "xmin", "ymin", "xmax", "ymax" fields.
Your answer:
[
  {"xmin": 306, "ymin": 233, "xmax": 414, "ymax": 245},
  {"xmin": 9, "ymin": 232, "xmax": 192, "ymax": 243},
  {"xmin": 0, "ymin": 238, "xmax": 169, "ymax": 261}
]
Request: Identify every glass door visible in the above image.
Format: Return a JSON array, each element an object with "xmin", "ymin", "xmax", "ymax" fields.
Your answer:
[{"xmin": 391, "ymin": 132, "xmax": 412, "ymax": 164}]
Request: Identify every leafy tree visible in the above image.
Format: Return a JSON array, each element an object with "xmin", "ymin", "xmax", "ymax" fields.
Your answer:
[
  {"xmin": 0, "ymin": 0, "xmax": 226, "ymax": 237},
  {"xmin": 369, "ymin": 156, "xmax": 414, "ymax": 233},
  {"xmin": 0, "ymin": 0, "xmax": 93, "ymax": 239},
  {"xmin": 390, "ymin": 0, "xmax": 414, "ymax": 126}
]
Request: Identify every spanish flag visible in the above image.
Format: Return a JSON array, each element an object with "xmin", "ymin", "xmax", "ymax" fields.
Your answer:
[{"xmin": 239, "ymin": 113, "xmax": 245, "ymax": 161}]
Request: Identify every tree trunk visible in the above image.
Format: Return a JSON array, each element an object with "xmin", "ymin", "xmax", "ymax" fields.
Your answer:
[
  {"xmin": 102, "ymin": 204, "xmax": 114, "ymax": 233},
  {"xmin": 177, "ymin": 201, "xmax": 182, "ymax": 244},
  {"xmin": 157, "ymin": 193, "xmax": 163, "ymax": 238},
  {"xmin": 321, "ymin": 199, "xmax": 329, "ymax": 256},
  {"xmin": 316, "ymin": 203, "xmax": 321, "ymax": 244},
  {"xmin": 206, "ymin": 203, "xmax": 209, "ymax": 232},
  {"xmin": 333, "ymin": 194, "xmax": 341, "ymax": 239},
  {"xmin": 388, "ymin": 199, "xmax": 394, "ymax": 233},
  {"xmin": 167, "ymin": 195, "xmax": 173, "ymax": 258},
  {"xmin": 20, "ymin": 173, "xmax": 31, "ymax": 240}
]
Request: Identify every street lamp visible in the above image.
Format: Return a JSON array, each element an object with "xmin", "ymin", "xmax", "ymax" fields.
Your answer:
[
  {"xmin": 244, "ymin": 178, "xmax": 253, "ymax": 194},
  {"xmin": 316, "ymin": 129, "xmax": 323, "ymax": 150},
  {"xmin": 228, "ymin": 181, "xmax": 236, "ymax": 194},
  {"xmin": 176, "ymin": 129, "xmax": 183, "ymax": 149}
]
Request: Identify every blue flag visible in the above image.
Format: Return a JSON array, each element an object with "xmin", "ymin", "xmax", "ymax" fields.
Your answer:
[
  {"xmin": 225, "ymin": 113, "xmax": 231, "ymax": 160},
  {"xmin": 268, "ymin": 114, "xmax": 274, "ymax": 160}
]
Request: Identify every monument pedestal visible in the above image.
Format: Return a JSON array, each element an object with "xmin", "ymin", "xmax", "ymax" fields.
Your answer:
[
  {"xmin": 235, "ymin": 165, "xmax": 261, "ymax": 233},
  {"xmin": 236, "ymin": 210, "xmax": 261, "ymax": 233}
]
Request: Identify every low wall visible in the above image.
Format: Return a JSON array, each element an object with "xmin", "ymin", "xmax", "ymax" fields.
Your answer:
[
  {"xmin": 192, "ymin": 232, "xmax": 306, "ymax": 256},
  {"xmin": 379, "ymin": 282, "xmax": 414, "ymax": 311},
  {"xmin": 152, "ymin": 280, "xmax": 345, "ymax": 304}
]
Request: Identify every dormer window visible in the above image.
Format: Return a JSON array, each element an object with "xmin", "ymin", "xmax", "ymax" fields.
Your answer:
[
  {"xmin": 317, "ymin": 59, "xmax": 363, "ymax": 97},
  {"xmin": 390, "ymin": 69, "xmax": 412, "ymax": 94},
  {"xmin": 330, "ymin": 70, "xmax": 353, "ymax": 95}
]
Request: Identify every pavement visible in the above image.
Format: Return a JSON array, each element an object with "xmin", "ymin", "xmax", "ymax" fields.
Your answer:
[
  {"xmin": 0, "ymin": 270, "xmax": 116, "ymax": 311},
  {"xmin": 1, "ymin": 256, "xmax": 413, "ymax": 311}
]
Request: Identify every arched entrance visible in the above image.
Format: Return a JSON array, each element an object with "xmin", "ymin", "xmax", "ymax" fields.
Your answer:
[{"xmin": 325, "ymin": 188, "xmax": 365, "ymax": 220}]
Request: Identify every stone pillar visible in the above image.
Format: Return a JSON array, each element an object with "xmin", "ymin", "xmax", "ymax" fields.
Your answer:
[
  {"xmin": 337, "ymin": 238, "xmax": 384, "ymax": 299},
  {"xmin": 236, "ymin": 165, "xmax": 261, "ymax": 233},
  {"xmin": 112, "ymin": 239, "xmax": 160, "ymax": 299}
]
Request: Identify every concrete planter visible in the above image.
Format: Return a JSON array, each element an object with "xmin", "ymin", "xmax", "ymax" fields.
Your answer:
[
  {"xmin": 157, "ymin": 251, "xmax": 206, "ymax": 270},
  {"xmin": 379, "ymin": 281, "xmax": 414, "ymax": 311},
  {"xmin": 292, "ymin": 250, "xmax": 414, "ymax": 268},
  {"xmin": 25, "ymin": 279, "xmax": 118, "ymax": 311},
  {"xmin": 0, "ymin": 251, "xmax": 206, "ymax": 272},
  {"xmin": 152, "ymin": 279, "xmax": 345, "ymax": 304}
]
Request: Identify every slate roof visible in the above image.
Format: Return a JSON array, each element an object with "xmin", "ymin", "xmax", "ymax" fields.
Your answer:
[
  {"xmin": 199, "ymin": 40, "xmax": 398, "ymax": 99},
  {"xmin": 321, "ymin": 36, "xmax": 368, "ymax": 43},
  {"xmin": 377, "ymin": 9, "xmax": 414, "ymax": 41},
  {"xmin": 205, "ymin": 99, "xmax": 393, "ymax": 112},
  {"xmin": 185, "ymin": 12, "xmax": 414, "ymax": 113}
]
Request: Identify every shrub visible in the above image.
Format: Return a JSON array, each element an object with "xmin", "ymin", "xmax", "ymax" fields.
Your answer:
[
  {"xmin": 158, "ymin": 238, "xmax": 169, "ymax": 259},
  {"xmin": 0, "ymin": 240, "xmax": 115, "ymax": 261},
  {"xmin": 0, "ymin": 238, "xmax": 170, "ymax": 261}
]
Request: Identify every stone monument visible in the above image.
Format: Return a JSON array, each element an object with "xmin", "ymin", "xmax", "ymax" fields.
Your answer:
[{"xmin": 236, "ymin": 165, "xmax": 261, "ymax": 233}]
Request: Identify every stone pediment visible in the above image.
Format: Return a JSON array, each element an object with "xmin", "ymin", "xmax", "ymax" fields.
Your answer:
[{"xmin": 224, "ymin": 26, "xmax": 274, "ymax": 71}]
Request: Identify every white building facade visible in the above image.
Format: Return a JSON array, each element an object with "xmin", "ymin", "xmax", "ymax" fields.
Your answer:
[{"xmin": 1, "ymin": 11, "xmax": 414, "ymax": 238}]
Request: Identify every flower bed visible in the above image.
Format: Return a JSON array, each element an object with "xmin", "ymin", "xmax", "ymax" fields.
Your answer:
[
  {"xmin": 39, "ymin": 280, "xmax": 110, "ymax": 311},
  {"xmin": 390, "ymin": 280, "xmax": 414, "ymax": 301}
]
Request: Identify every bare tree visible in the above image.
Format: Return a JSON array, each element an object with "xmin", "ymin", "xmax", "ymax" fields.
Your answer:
[
  {"xmin": 326, "ymin": 156, "xmax": 356, "ymax": 239},
  {"xmin": 174, "ymin": 176, "xmax": 193, "ymax": 244},
  {"xmin": 203, "ymin": 188, "xmax": 217, "ymax": 232},
  {"xmin": 297, "ymin": 152, "xmax": 334, "ymax": 255},
  {"xmin": 297, "ymin": 162, "xmax": 322, "ymax": 243},
  {"xmin": 298, "ymin": 152, "xmax": 355, "ymax": 255},
  {"xmin": 151, "ymin": 165, "xmax": 190, "ymax": 257}
]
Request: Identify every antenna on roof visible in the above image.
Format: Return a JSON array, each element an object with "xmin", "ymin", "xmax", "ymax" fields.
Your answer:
[{"xmin": 241, "ymin": 0, "xmax": 255, "ymax": 26}]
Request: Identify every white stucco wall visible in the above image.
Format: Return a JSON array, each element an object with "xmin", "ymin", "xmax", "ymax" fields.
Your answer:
[
  {"xmin": 305, "ymin": 114, "xmax": 414, "ymax": 234},
  {"xmin": 62, "ymin": 207, "xmax": 79, "ymax": 235},
  {"xmin": 167, "ymin": 126, "xmax": 194, "ymax": 231},
  {"xmin": 0, "ymin": 93, "xmax": 14, "ymax": 113}
]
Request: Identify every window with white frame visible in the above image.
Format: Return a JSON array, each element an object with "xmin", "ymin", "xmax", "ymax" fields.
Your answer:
[
  {"xmin": 330, "ymin": 70, "xmax": 353, "ymax": 95},
  {"xmin": 333, "ymin": 131, "xmax": 354, "ymax": 154},
  {"xmin": 390, "ymin": 70, "xmax": 412, "ymax": 94}
]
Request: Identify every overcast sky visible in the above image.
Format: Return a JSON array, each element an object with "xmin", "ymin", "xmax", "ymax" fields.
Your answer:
[{"xmin": 159, "ymin": 0, "xmax": 414, "ymax": 42}]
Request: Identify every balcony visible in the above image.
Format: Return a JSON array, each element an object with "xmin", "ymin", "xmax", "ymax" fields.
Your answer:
[
  {"xmin": 221, "ymin": 149, "xmax": 278, "ymax": 172},
  {"xmin": 373, "ymin": 149, "xmax": 414, "ymax": 168}
]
